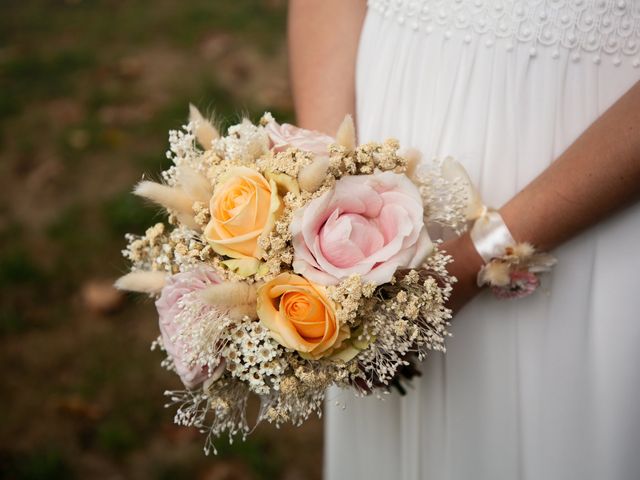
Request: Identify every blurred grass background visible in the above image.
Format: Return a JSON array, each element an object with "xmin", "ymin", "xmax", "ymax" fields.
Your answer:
[{"xmin": 0, "ymin": 1, "xmax": 323, "ymax": 478}]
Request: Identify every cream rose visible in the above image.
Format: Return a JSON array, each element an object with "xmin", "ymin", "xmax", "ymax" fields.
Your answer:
[
  {"xmin": 256, "ymin": 273, "xmax": 349, "ymax": 359},
  {"xmin": 204, "ymin": 167, "xmax": 281, "ymax": 275}
]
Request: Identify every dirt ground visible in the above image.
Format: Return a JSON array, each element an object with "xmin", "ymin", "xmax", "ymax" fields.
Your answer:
[{"xmin": 0, "ymin": 1, "xmax": 323, "ymax": 478}]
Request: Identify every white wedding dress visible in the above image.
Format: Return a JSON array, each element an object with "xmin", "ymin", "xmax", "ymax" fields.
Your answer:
[{"xmin": 325, "ymin": 1, "xmax": 640, "ymax": 479}]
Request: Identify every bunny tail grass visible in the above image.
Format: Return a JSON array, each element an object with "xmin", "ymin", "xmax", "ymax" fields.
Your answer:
[
  {"xmin": 189, "ymin": 103, "xmax": 219, "ymax": 150},
  {"xmin": 402, "ymin": 148, "xmax": 422, "ymax": 179},
  {"xmin": 176, "ymin": 165, "xmax": 212, "ymax": 204},
  {"xmin": 199, "ymin": 282, "xmax": 257, "ymax": 306},
  {"xmin": 134, "ymin": 181, "xmax": 194, "ymax": 215},
  {"xmin": 175, "ymin": 212, "xmax": 200, "ymax": 231},
  {"xmin": 114, "ymin": 271, "xmax": 167, "ymax": 293},
  {"xmin": 229, "ymin": 304, "xmax": 258, "ymax": 321},
  {"xmin": 335, "ymin": 114, "xmax": 356, "ymax": 151},
  {"xmin": 298, "ymin": 156, "xmax": 330, "ymax": 193}
]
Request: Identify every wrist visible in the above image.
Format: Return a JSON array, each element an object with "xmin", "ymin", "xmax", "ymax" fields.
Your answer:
[
  {"xmin": 468, "ymin": 211, "xmax": 558, "ymax": 299},
  {"xmin": 498, "ymin": 204, "xmax": 546, "ymax": 251},
  {"xmin": 441, "ymin": 233, "xmax": 483, "ymax": 313},
  {"xmin": 447, "ymin": 233, "xmax": 484, "ymax": 292},
  {"xmin": 453, "ymin": 232, "xmax": 485, "ymax": 273}
]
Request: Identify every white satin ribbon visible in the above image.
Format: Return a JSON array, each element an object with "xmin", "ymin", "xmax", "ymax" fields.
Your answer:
[
  {"xmin": 470, "ymin": 209, "xmax": 516, "ymax": 264},
  {"xmin": 439, "ymin": 158, "xmax": 517, "ymax": 263}
]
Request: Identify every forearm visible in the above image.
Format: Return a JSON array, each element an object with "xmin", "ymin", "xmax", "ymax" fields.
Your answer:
[
  {"xmin": 501, "ymin": 80, "xmax": 640, "ymax": 251},
  {"xmin": 288, "ymin": 0, "xmax": 366, "ymax": 134},
  {"xmin": 446, "ymin": 80, "xmax": 640, "ymax": 312}
]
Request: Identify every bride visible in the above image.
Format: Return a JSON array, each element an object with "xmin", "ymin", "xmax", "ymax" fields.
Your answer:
[{"xmin": 288, "ymin": 1, "xmax": 640, "ymax": 479}]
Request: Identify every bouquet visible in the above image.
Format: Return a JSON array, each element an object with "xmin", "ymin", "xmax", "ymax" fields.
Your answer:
[{"xmin": 116, "ymin": 105, "xmax": 474, "ymax": 453}]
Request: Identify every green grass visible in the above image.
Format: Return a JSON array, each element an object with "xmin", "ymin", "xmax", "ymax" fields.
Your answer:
[
  {"xmin": 216, "ymin": 434, "xmax": 283, "ymax": 480},
  {"xmin": 0, "ymin": 308, "xmax": 26, "ymax": 336},
  {"xmin": 0, "ymin": 0, "xmax": 286, "ymax": 51},
  {"xmin": 46, "ymin": 204, "xmax": 95, "ymax": 279},
  {"xmin": 152, "ymin": 461, "xmax": 200, "ymax": 480},
  {"xmin": 141, "ymin": 75, "xmax": 252, "ymax": 137},
  {"xmin": 1, "ymin": 49, "xmax": 95, "ymax": 82},
  {"xmin": 46, "ymin": 205, "xmax": 85, "ymax": 243},
  {"xmin": 0, "ymin": 48, "xmax": 96, "ymax": 120},
  {"xmin": 0, "ymin": 220, "xmax": 25, "ymax": 248},
  {"xmin": 96, "ymin": 418, "xmax": 140, "ymax": 457},
  {"xmin": 132, "ymin": 152, "xmax": 174, "ymax": 173},
  {"xmin": 0, "ymin": 248, "xmax": 43, "ymax": 287},
  {"xmin": 165, "ymin": 0, "xmax": 286, "ymax": 51},
  {"xmin": 0, "ymin": 448, "xmax": 75, "ymax": 480},
  {"xmin": 102, "ymin": 190, "xmax": 161, "ymax": 237},
  {"xmin": 0, "ymin": 1, "xmax": 320, "ymax": 478}
]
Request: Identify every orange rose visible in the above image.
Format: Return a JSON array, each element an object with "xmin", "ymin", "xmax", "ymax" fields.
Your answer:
[
  {"xmin": 204, "ymin": 167, "xmax": 281, "ymax": 276},
  {"xmin": 257, "ymin": 273, "xmax": 349, "ymax": 359}
]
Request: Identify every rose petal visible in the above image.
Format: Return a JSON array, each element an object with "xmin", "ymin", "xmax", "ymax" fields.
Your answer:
[
  {"xmin": 291, "ymin": 171, "xmax": 430, "ymax": 286},
  {"xmin": 155, "ymin": 267, "xmax": 224, "ymax": 389},
  {"xmin": 319, "ymin": 212, "xmax": 374, "ymax": 268},
  {"xmin": 408, "ymin": 228, "xmax": 434, "ymax": 267},
  {"xmin": 265, "ymin": 120, "xmax": 334, "ymax": 158}
]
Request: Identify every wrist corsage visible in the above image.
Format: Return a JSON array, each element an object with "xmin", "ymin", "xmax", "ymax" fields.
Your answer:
[
  {"xmin": 476, "ymin": 242, "xmax": 557, "ymax": 299},
  {"xmin": 461, "ymin": 200, "xmax": 557, "ymax": 299}
]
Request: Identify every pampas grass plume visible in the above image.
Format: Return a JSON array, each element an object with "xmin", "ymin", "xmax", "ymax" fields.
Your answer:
[
  {"xmin": 189, "ymin": 104, "xmax": 219, "ymax": 150},
  {"xmin": 134, "ymin": 181, "xmax": 194, "ymax": 214},
  {"xmin": 174, "ymin": 212, "xmax": 199, "ymax": 230},
  {"xmin": 402, "ymin": 148, "xmax": 421, "ymax": 178},
  {"xmin": 114, "ymin": 271, "xmax": 167, "ymax": 293},
  {"xmin": 335, "ymin": 114, "xmax": 356, "ymax": 151},
  {"xmin": 481, "ymin": 262, "xmax": 511, "ymax": 287},
  {"xmin": 298, "ymin": 156, "xmax": 330, "ymax": 193},
  {"xmin": 511, "ymin": 242, "xmax": 535, "ymax": 259},
  {"xmin": 176, "ymin": 165, "xmax": 212, "ymax": 204},
  {"xmin": 229, "ymin": 304, "xmax": 258, "ymax": 321},
  {"xmin": 200, "ymin": 282, "xmax": 257, "ymax": 306}
]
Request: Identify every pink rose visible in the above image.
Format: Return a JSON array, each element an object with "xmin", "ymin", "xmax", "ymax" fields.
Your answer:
[
  {"xmin": 265, "ymin": 119, "xmax": 334, "ymax": 158},
  {"xmin": 291, "ymin": 171, "xmax": 433, "ymax": 286},
  {"xmin": 155, "ymin": 267, "xmax": 225, "ymax": 389}
]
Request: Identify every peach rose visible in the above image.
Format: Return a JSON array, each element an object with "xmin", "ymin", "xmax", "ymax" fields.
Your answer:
[
  {"xmin": 256, "ymin": 273, "xmax": 349, "ymax": 359},
  {"xmin": 204, "ymin": 166, "xmax": 281, "ymax": 275}
]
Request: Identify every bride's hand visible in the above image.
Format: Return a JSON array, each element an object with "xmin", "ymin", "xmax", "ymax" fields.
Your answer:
[{"xmin": 440, "ymin": 233, "xmax": 485, "ymax": 315}]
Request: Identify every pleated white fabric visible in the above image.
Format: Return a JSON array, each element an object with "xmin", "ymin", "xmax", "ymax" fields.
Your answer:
[{"xmin": 324, "ymin": 4, "xmax": 640, "ymax": 480}]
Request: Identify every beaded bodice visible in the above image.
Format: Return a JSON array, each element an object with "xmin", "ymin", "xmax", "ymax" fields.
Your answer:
[{"xmin": 368, "ymin": 0, "xmax": 640, "ymax": 67}]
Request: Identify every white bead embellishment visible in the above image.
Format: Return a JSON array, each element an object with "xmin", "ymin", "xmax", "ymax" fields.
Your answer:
[{"xmin": 369, "ymin": 0, "xmax": 640, "ymax": 66}]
